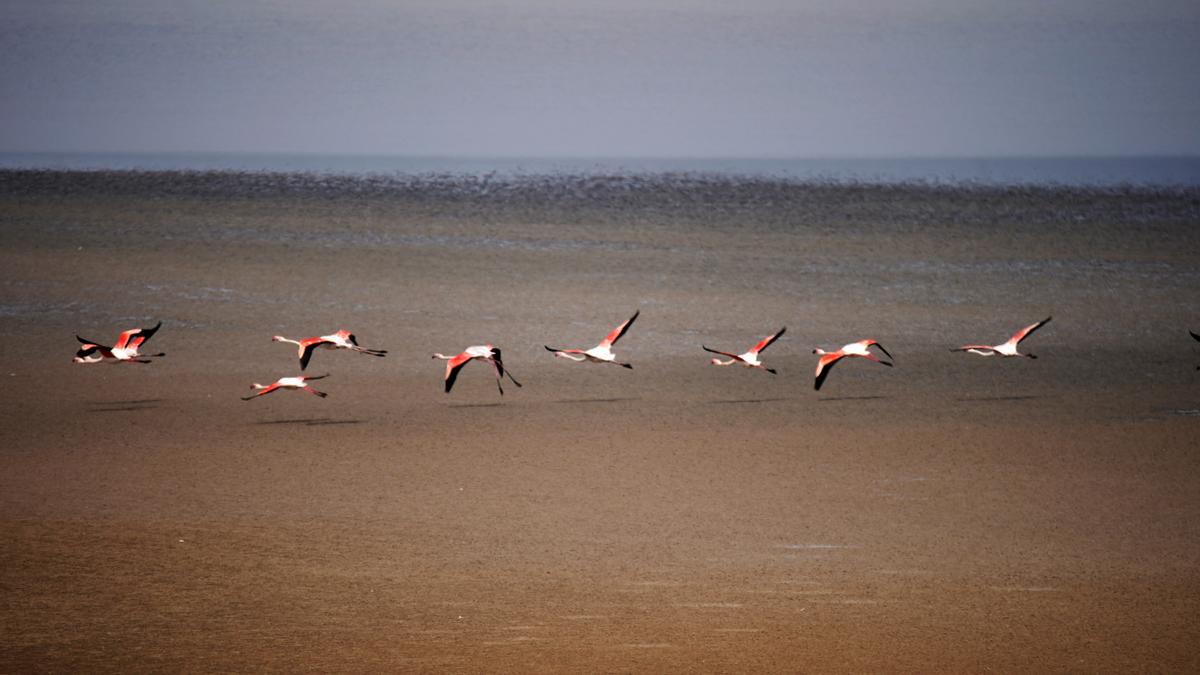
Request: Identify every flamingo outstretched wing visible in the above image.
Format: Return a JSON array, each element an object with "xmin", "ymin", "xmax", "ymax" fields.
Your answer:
[
  {"xmin": 750, "ymin": 327, "xmax": 786, "ymax": 354},
  {"xmin": 115, "ymin": 321, "xmax": 162, "ymax": 350},
  {"xmin": 870, "ymin": 341, "xmax": 894, "ymax": 361},
  {"xmin": 299, "ymin": 338, "xmax": 329, "ymax": 371},
  {"xmin": 242, "ymin": 383, "xmax": 282, "ymax": 400},
  {"xmin": 443, "ymin": 353, "xmax": 473, "ymax": 393},
  {"xmin": 599, "ymin": 311, "xmax": 640, "ymax": 348},
  {"xmin": 702, "ymin": 345, "xmax": 743, "ymax": 362},
  {"xmin": 1010, "ymin": 317, "xmax": 1051, "ymax": 345},
  {"xmin": 814, "ymin": 353, "xmax": 843, "ymax": 391}
]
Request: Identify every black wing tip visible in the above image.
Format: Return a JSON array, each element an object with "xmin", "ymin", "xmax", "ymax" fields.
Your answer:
[
  {"xmin": 813, "ymin": 361, "xmax": 835, "ymax": 391},
  {"xmin": 766, "ymin": 368, "xmax": 778, "ymax": 375},
  {"xmin": 300, "ymin": 346, "xmax": 317, "ymax": 370},
  {"xmin": 1190, "ymin": 330, "xmax": 1200, "ymax": 342},
  {"xmin": 621, "ymin": 363, "xmax": 633, "ymax": 369}
]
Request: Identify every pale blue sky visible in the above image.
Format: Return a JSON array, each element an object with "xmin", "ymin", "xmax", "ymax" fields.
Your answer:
[{"xmin": 2, "ymin": 0, "xmax": 1198, "ymax": 158}]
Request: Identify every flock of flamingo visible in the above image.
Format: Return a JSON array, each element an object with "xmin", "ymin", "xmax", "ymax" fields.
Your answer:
[{"xmin": 73, "ymin": 315, "xmax": 1200, "ymax": 398}]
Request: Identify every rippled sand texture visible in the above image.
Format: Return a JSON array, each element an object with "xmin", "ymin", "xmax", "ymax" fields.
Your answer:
[{"xmin": 2, "ymin": 171, "xmax": 1199, "ymax": 671}]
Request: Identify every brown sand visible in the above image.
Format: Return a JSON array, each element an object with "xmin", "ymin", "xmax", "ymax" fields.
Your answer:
[{"xmin": 2, "ymin": 172, "xmax": 1199, "ymax": 671}]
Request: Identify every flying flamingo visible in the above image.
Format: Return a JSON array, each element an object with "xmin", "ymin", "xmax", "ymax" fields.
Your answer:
[
  {"xmin": 273, "ymin": 329, "xmax": 387, "ymax": 370},
  {"xmin": 242, "ymin": 374, "xmax": 330, "ymax": 400},
  {"xmin": 74, "ymin": 321, "xmax": 165, "ymax": 364},
  {"xmin": 703, "ymin": 327, "xmax": 786, "ymax": 374},
  {"xmin": 812, "ymin": 339, "xmax": 894, "ymax": 391},
  {"xmin": 545, "ymin": 310, "xmax": 639, "ymax": 369},
  {"xmin": 432, "ymin": 345, "xmax": 521, "ymax": 395},
  {"xmin": 952, "ymin": 317, "xmax": 1051, "ymax": 358}
]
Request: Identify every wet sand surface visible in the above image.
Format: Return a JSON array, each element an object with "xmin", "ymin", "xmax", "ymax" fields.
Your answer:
[{"xmin": 2, "ymin": 171, "xmax": 1199, "ymax": 671}]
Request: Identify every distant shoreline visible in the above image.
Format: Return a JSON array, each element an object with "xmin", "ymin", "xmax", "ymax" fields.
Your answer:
[
  {"xmin": 3, "ymin": 153, "xmax": 1200, "ymax": 187},
  {"xmin": 4, "ymin": 167, "xmax": 1200, "ymax": 196}
]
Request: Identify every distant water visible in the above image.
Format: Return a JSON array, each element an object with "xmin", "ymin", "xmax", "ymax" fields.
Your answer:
[{"xmin": 2, "ymin": 153, "xmax": 1200, "ymax": 187}]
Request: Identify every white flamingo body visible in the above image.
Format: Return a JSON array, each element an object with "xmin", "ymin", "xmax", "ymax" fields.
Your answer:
[
  {"xmin": 273, "ymin": 329, "xmax": 386, "ymax": 370},
  {"xmin": 433, "ymin": 344, "xmax": 521, "ymax": 395},
  {"xmin": 812, "ymin": 339, "xmax": 894, "ymax": 391},
  {"xmin": 704, "ymin": 327, "xmax": 785, "ymax": 374},
  {"xmin": 545, "ymin": 311, "xmax": 639, "ymax": 369},
  {"xmin": 74, "ymin": 322, "xmax": 165, "ymax": 364},
  {"xmin": 954, "ymin": 317, "xmax": 1051, "ymax": 358},
  {"xmin": 242, "ymin": 374, "xmax": 329, "ymax": 399}
]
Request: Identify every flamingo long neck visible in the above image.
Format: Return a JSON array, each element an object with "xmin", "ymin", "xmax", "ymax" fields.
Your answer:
[
  {"xmin": 432, "ymin": 353, "xmax": 452, "ymax": 360},
  {"xmin": 813, "ymin": 348, "xmax": 829, "ymax": 355},
  {"xmin": 274, "ymin": 336, "xmax": 302, "ymax": 346}
]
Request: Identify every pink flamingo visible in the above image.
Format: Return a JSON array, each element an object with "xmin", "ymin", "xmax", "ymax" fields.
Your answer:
[
  {"xmin": 432, "ymin": 345, "xmax": 521, "ymax": 395},
  {"xmin": 74, "ymin": 321, "xmax": 165, "ymax": 364},
  {"xmin": 703, "ymin": 327, "xmax": 785, "ymax": 374},
  {"xmin": 952, "ymin": 317, "xmax": 1051, "ymax": 358},
  {"xmin": 273, "ymin": 329, "xmax": 387, "ymax": 370},
  {"xmin": 812, "ymin": 339, "xmax": 894, "ymax": 391},
  {"xmin": 242, "ymin": 374, "xmax": 329, "ymax": 400},
  {"xmin": 545, "ymin": 311, "xmax": 639, "ymax": 369}
]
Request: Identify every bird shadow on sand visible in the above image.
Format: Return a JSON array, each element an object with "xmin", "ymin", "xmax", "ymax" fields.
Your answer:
[
  {"xmin": 956, "ymin": 395, "xmax": 1045, "ymax": 402},
  {"xmin": 88, "ymin": 399, "xmax": 163, "ymax": 412},
  {"xmin": 817, "ymin": 395, "xmax": 890, "ymax": 402},
  {"xmin": 254, "ymin": 418, "xmax": 364, "ymax": 426},
  {"xmin": 553, "ymin": 397, "xmax": 639, "ymax": 404},
  {"xmin": 709, "ymin": 397, "xmax": 790, "ymax": 405}
]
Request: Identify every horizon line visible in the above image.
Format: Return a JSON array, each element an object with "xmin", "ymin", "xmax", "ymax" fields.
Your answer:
[{"xmin": 3, "ymin": 150, "xmax": 1200, "ymax": 162}]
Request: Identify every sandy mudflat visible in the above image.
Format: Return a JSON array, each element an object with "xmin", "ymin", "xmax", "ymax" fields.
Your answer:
[{"xmin": 2, "ymin": 170, "xmax": 1200, "ymax": 671}]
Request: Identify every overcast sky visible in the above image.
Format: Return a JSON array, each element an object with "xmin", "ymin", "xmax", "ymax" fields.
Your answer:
[{"xmin": 2, "ymin": 0, "xmax": 1198, "ymax": 158}]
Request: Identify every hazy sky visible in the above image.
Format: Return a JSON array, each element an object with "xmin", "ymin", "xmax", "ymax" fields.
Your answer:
[{"xmin": 3, "ymin": 0, "xmax": 1199, "ymax": 158}]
